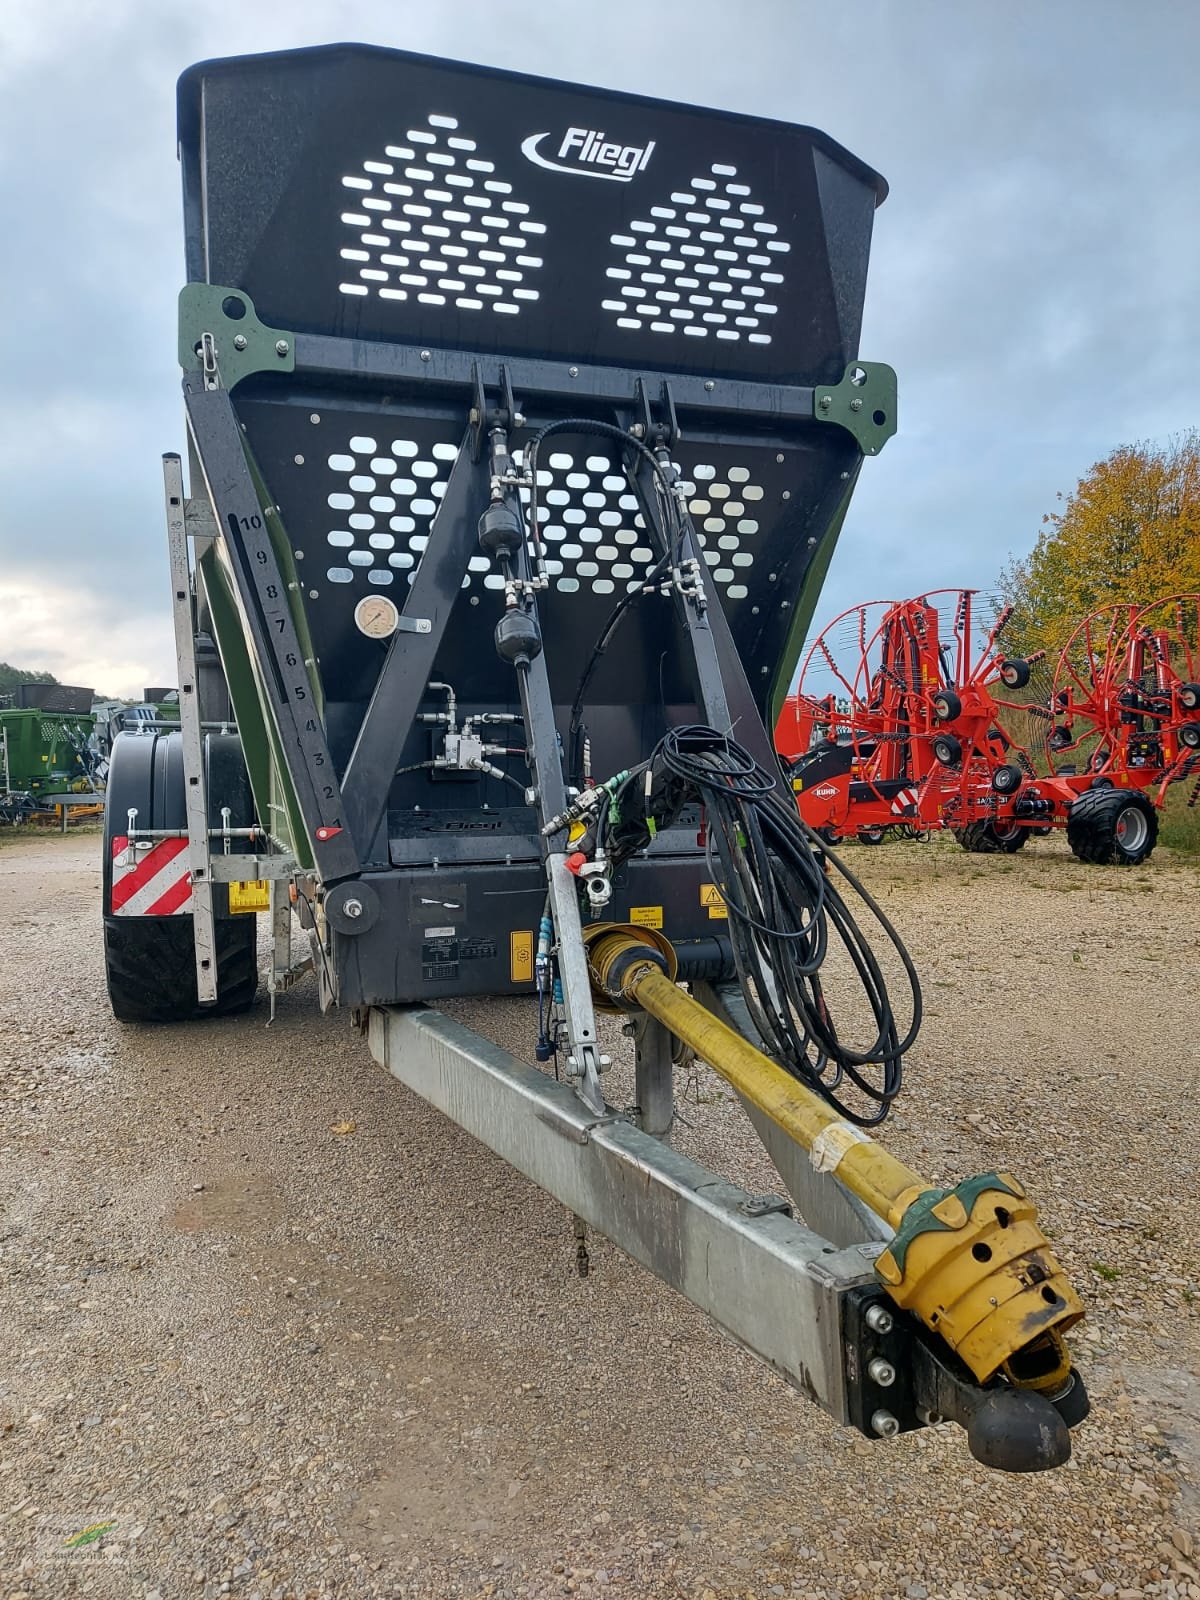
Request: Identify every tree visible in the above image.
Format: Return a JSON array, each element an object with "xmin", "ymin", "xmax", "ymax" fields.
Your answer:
[
  {"xmin": 0, "ymin": 662, "xmax": 60, "ymax": 698},
  {"xmin": 998, "ymin": 432, "xmax": 1200, "ymax": 659}
]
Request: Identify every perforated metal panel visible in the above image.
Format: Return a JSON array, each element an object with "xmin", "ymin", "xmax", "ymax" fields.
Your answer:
[
  {"xmin": 179, "ymin": 44, "xmax": 884, "ymax": 385},
  {"xmin": 237, "ymin": 393, "xmax": 855, "ymax": 722}
]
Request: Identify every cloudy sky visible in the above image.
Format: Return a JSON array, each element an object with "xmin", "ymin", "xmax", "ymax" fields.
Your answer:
[{"xmin": 1, "ymin": 0, "xmax": 1197, "ymax": 696}]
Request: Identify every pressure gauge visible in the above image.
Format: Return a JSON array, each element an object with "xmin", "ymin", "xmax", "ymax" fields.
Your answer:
[{"xmin": 353, "ymin": 594, "xmax": 400, "ymax": 640}]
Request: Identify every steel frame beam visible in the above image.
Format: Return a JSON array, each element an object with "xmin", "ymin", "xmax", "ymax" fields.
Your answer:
[
  {"xmin": 183, "ymin": 380, "xmax": 360, "ymax": 882},
  {"xmin": 367, "ymin": 1004, "xmax": 882, "ymax": 1423},
  {"xmin": 339, "ymin": 435, "xmax": 491, "ymax": 862},
  {"xmin": 284, "ymin": 332, "xmax": 825, "ymax": 428}
]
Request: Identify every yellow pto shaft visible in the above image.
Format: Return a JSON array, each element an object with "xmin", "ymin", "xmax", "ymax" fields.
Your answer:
[{"xmin": 583, "ymin": 925, "xmax": 1083, "ymax": 1390}]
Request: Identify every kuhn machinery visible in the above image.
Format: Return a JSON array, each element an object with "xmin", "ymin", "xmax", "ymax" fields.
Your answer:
[
  {"xmin": 778, "ymin": 588, "xmax": 1200, "ymax": 864},
  {"xmin": 1048, "ymin": 595, "xmax": 1200, "ymax": 793},
  {"xmin": 103, "ymin": 44, "xmax": 1089, "ymax": 1471}
]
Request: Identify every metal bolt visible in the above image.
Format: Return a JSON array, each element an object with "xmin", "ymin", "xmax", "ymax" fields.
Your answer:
[
  {"xmin": 308, "ymin": 589, "xmax": 319, "ymax": 599},
  {"xmin": 310, "ymin": 413, "xmax": 321, "ymax": 424},
  {"xmin": 917, "ymin": 1407, "xmax": 944, "ymax": 1426},
  {"xmin": 513, "ymin": 411, "xmax": 526, "ymax": 426},
  {"xmin": 867, "ymin": 1357, "xmax": 896, "ymax": 1387},
  {"xmin": 420, "ymin": 349, "xmax": 431, "ymax": 362},
  {"xmin": 704, "ymin": 380, "xmax": 715, "ymax": 392},
  {"xmin": 768, "ymin": 572, "xmax": 777, "ymax": 582},
  {"xmin": 865, "ymin": 1304, "xmax": 894, "ymax": 1335},
  {"xmin": 468, "ymin": 407, "xmax": 480, "ymax": 425},
  {"xmin": 818, "ymin": 395, "xmax": 832, "ymax": 410},
  {"xmin": 871, "ymin": 1409, "xmax": 900, "ymax": 1438},
  {"xmin": 343, "ymin": 898, "xmax": 363, "ymax": 919},
  {"xmin": 276, "ymin": 340, "xmax": 289, "ymax": 357},
  {"xmin": 233, "ymin": 334, "xmax": 248, "ymax": 351},
  {"xmin": 568, "ymin": 366, "xmax": 579, "ymax": 377},
  {"xmin": 294, "ymin": 454, "xmax": 305, "ymax": 466},
  {"xmin": 850, "ymin": 398, "xmax": 863, "ymax": 412},
  {"xmin": 776, "ymin": 452, "xmax": 785, "ymax": 463},
  {"xmin": 294, "ymin": 550, "xmax": 304, "ymax": 560},
  {"xmin": 782, "ymin": 490, "xmax": 791, "ymax": 500}
]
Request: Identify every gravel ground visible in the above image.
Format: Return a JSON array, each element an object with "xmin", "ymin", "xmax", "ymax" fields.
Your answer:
[{"xmin": 0, "ymin": 824, "xmax": 1198, "ymax": 1600}]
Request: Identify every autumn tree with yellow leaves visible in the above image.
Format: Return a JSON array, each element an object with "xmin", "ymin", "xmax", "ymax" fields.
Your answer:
[{"xmin": 998, "ymin": 432, "xmax": 1200, "ymax": 658}]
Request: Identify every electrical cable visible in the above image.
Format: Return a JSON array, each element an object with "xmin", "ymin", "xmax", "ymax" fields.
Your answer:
[{"xmin": 602, "ymin": 724, "xmax": 922, "ymax": 1125}]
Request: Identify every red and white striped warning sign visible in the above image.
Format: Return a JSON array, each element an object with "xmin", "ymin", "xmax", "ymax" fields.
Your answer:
[
  {"xmin": 110, "ymin": 836, "xmax": 193, "ymax": 917},
  {"xmin": 889, "ymin": 788, "xmax": 919, "ymax": 817}
]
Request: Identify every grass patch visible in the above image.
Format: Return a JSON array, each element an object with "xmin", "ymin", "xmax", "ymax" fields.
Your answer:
[
  {"xmin": 1092, "ymin": 1261, "xmax": 1121, "ymax": 1282},
  {"xmin": 1159, "ymin": 785, "xmax": 1200, "ymax": 853}
]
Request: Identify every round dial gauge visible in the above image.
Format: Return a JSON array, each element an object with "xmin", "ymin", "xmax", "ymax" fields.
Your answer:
[{"xmin": 353, "ymin": 595, "xmax": 400, "ymax": 640}]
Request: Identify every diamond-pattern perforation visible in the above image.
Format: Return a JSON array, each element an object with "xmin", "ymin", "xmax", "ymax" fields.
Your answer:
[
  {"xmin": 323, "ymin": 435, "xmax": 765, "ymax": 604},
  {"xmin": 339, "ymin": 112, "xmax": 547, "ymax": 315}
]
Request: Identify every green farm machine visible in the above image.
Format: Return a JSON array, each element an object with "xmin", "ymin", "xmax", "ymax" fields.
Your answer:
[
  {"xmin": 104, "ymin": 44, "xmax": 1090, "ymax": 1472},
  {"xmin": 0, "ymin": 683, "xmax": 98, "ymax": 823}
]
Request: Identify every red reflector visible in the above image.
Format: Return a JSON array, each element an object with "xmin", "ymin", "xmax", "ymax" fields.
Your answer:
[{"xmin": 315, "ymin": 826, "xmax": 342, "ymax": 842}]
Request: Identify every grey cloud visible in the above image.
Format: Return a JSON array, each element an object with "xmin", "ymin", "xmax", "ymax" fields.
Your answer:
[{"xmin": 1, "ymin": 0, "xmax": 1196, "ymax": 689}]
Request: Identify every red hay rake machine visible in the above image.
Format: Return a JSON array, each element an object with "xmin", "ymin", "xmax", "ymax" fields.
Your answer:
[{"xmin": 775, "ymin": 589, "xmax": 1200, "ymax": 865}]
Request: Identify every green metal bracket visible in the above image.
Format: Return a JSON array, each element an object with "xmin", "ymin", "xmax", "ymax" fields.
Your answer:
[
  {"xmin": 813, "ymin": 361, "xmax": 897, "ymax": 456},
  {"xmin": 178, "ymin": 284, "xmax": 296, "ymax": 390}
]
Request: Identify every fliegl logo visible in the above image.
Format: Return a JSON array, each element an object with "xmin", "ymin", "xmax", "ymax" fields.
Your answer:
[{"xmin": 521, "ymin": 126, "xmax": 656, "ymax": 182}]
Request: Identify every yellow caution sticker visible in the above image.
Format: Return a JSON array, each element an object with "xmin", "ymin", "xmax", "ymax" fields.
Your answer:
[
  {"xmin": 629, "ymin": 905, "xmax": 663, "ymax": 929},
  {"xmin": 700, "ymin": 883, "xmax": 727, "ymax": 921},
  {"xmin": 510, "ymin": 929, "xmax": 534, "ymax": 984},
  {"xmin": 229, "ymin": 879, "xmax": 270, "ymax": 914}
]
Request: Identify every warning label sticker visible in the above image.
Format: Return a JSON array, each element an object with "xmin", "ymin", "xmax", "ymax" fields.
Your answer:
[
  {"xmin": 629, "ymin": 905, "xmax": 663, "ymax": 929},
  {"xmin": 700, "ymin": 883, "xmax": 727, "ymax": 921}
]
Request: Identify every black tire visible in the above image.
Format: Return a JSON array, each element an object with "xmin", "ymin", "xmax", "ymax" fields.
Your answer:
[
  {"xmin": 932, "ymin": 688, "xmax": 962, "ymax": 722},
  {"xmin": 991, "ymin": 763, "xmax": 1023, "ymax": 794},
  {"xmin": 815, "ymin": 826, "xmax": 840, "ymax": 846},
  {"xmin": 104, "ymin": 915, "xmax": 258, "ymax": 1023},
  {"xmin": 857, "ymin": 827, "xmax": 886, "ymax": 845},
  {"xmin": 933, "ymin": 734, "xmax": 962, "ymax": 766},
  {"xmin": 1049, "ymin": 725, "xmax": 1073, "ymax": 751},
  {"xmin": 1179, "ymin": 682, "xmax": 1200, "ymax": 712},
  {"xmin": 999, "ymin": 658, "xmax": 1032, "ymax": 690},
  {"xmin": 953, "ymin": 820, "xmax": 1029, "ymax": 854},
  {"xmin": 1066, "ymin": 787, "xmax": 1158, "ymax": 866},
  {"xmin": 1180, "ymin": 724, "xmax": 1200, "ymax": 750},
  {"xmin": 102, "ymin": 728, "xmax": 260, "ymax": 1021}
]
